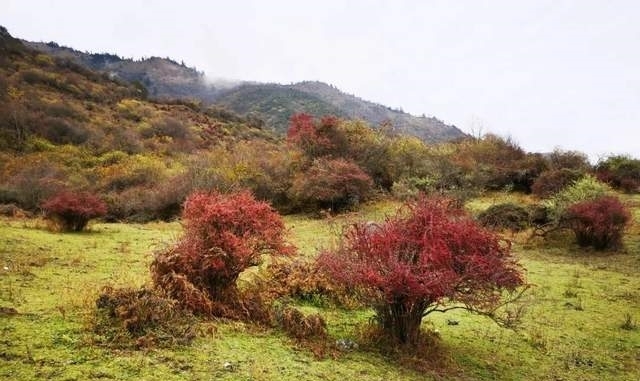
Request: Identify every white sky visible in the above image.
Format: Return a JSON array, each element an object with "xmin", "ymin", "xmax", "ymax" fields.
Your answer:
[{"xmin": 3, "ymin": 0, "xmax": 639, "ymax": 161}]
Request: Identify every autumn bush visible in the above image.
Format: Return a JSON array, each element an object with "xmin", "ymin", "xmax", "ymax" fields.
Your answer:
[
  {"xmin": 452, "ymin": 134, "xmax": 528, "ymax": 191},
  {"xmin": 289, "ymin": 157, "xmax": 373, "ymax": 212},
  {"xmin": 93, "ymin": 286, "xmax": 196, "ymax": 348},
  {"xmin": 249, "ymin": 258, "xmax": 361, "ymax": 308},
  {"xmin": 477, "ymin": 203, "xmax": 531, "ymax": 231},
  {"xmin": 4, "ymin": 161, "xmax": 68, "ymax": 210},
  {"xmin": 564, "ymin": 196, "xmax": 631, "ymax": 250},
  {"xmin": 544, "ymin": 175, "xmax": 612, "ymax": 226},
  {"xmin": 317, "ymin": 197, "xmax": 525, "ymax": 345},
  {"xmin": 287, "ymin": 114, "xmax": 393, "ymax": 190},
  {"xmin": 531, "ymin": 168, "xmax": 584, "ymax": 198},
  {"xmin": 42, "ymin": 190, "xmax": 107, "ymax": 231},
  {"xmin": 104, "ymin": 178, "xmax": 190, "ymax": 222},
  {"xmin": 547, "ymin": 149, "xmax": 591, "ymax": 172},
  {"xmin": 596, "ymin": 155, "xmax": 640, "ymax": 193},
  {"xmin": 287, "ymin": 113, "xmax": 344, "ymax": 158},
  {"xmin": 273, "ymin": 306, "xmax": 328, "ymax": 341},
  {"xmin": 151, "ymin": 191, "xmax": 294, "ymax": 318}
]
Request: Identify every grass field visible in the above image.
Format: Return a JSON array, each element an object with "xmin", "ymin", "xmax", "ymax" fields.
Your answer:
[{"xmin": 1, "ymin": 195, "xmax": 639, "ymax": 380}]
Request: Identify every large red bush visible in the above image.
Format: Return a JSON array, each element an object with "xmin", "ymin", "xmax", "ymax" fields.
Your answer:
[
  {"xmin": 42, "ymin": 191, "xmax": 107, "ymax": 231},
  {"xmin": 151, "ymin": 191, "xmax": 294, "ymax": 316},
  {"xmin": 317, "ymin": 197, "xmax": 525, "ymax": 344},
  {"xmin": 565, "ymin": 196, "xmax": 631, "ymax": 250}
]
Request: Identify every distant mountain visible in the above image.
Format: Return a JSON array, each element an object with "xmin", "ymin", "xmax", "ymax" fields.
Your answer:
[
  {"xmin": 24, "ymin": 41, "xmax": 221, "ymax": 102},
  {"xmin": 1, "ymin": 29, "xmax": 271, "ymax": 153},
  {"xmin": 294, "ymin": 81, "xmax": 463, "ymax": 141},
  {"xmin": 26, "ymin": 41, "xmax": 466, "ymax": 142}
]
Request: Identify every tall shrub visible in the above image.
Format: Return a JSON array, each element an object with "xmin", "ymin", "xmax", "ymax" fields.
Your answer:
[
  {"xmin": 151, "ymin": 191, "xmax": 293, "ymax": 316},
  {"xmin": 317, "ymin": 197, "xmax": 525, "ymax": 345}
]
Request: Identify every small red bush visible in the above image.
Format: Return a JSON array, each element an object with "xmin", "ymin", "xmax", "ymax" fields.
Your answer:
[
  {"xmin": 151, "ymin": 191, "xmax": 294, "ymax": 316},
  {"xmin": 565, "ymin": 196, "xmax": 631, "ymax": 250},
  {"xmin": 42, "ymin": 191, "xmax": 107, "ymax": 231},
  {"xmin": 317, "ymin": 196, "xmax": 525, "ymax": 344}
]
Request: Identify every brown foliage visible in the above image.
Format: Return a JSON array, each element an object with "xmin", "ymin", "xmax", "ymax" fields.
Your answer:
[
  {"xmin": 250, "ymin": 258, "xmax": 361, "ymax": 308},
  {"xmin": 275, "ymin": 306, "xmax": 327, "ymax": 340},
  {"xmin": 531, "ymin": 169, "xmax": 584, "ymax": 198},
  {"xmin": 93, "ymin": 286, "xmax": 197, "ymax": 348},
  {"xmin": 289, "ymin": 157, "xmax": 373, "ymax": 212}
]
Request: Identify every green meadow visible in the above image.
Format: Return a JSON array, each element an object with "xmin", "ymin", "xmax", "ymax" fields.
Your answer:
[{"xmin": 1, "ymin": 195, "xmax": 639, "ymax": 381}]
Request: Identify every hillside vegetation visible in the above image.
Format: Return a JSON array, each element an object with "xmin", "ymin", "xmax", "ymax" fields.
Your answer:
[{"xmin": 25, "ymin": 40, "xmax": 465, "ymax": 141}]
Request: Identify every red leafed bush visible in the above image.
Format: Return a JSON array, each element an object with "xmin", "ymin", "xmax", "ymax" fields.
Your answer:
[
  {"xmin": 317, "ymin": 196, "xmax": 525, "ymax": 345},
  {"xmin": 565, "ymin": 196, "xmax": 631, "ymax": 250},
  {"xmin": 151, "ymin": 191, "xmax": 294, "ymax": 317},
  {"xmin": 42, "ymin": 191, "xmax": 107, "ymax": 231},
  {"xmin": 287, "ymin": 113, "xmax": 343, "ymax": 158},
  {"xmin": 289, "ymin": 157, "xmax": 373, "ymax": 212}
]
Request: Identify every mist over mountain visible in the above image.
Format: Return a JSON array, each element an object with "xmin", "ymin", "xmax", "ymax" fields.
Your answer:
[{"xmin": 25, "ymin": 40, "xmax": 465, "ymax": 142}]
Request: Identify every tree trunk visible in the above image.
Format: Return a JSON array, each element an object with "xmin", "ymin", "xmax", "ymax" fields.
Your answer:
[{"xmin": 376, "ymin": 299, "xmax": 429, "ymax": 345}]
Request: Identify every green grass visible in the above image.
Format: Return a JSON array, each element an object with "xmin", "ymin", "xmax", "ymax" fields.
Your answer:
[{"xmin": 1, "ymin": 196, "xmax": 639, "ymax": 380}]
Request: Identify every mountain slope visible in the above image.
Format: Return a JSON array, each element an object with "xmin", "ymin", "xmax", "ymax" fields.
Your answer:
[
  {"xmin": 24, "ymin": 41, "xmax": 220, "ymax": 102},
  {"xmin": 213, "ymin": 81, "xmax": 465, "ymax": 141},
  {"xmin": 25, "ymin": 39, "xmax": 466, "ymax": 142},
  {"xmin": 1, "ymin": 29, "xmax": 271, "ymax": 153},
  {"xmin": 294, "ymin": 81, "xmax": 463, "ymax": 141},
  {"xmin": 212, "ymin": 83, "xmax": 347, "ymax": 131}
]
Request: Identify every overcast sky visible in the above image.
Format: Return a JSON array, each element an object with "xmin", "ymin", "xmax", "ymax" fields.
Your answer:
[{"xmin": 3, "ymin": 0, "xmax": 639, "ymax": 161}]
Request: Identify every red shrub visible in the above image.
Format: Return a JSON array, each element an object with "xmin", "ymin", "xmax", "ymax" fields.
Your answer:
[
  {"xmin": 287, "ymin": 113, "xmax": 343, "ymax": 158},
  {"xmin": 317, "ymin": 197, "xmax": 525, "ymax": 344},
  {"xmin": 151, "ymin": 191, "xmax": 294, "ymax": 316},
  {"xmin": 289, "ymin": 157, "xmax": 373, "ymax": 212},
  {"xmin": 565, "ymin": 196, "xmax": 631, "ymax": 250},
  {"xmin": 42, "ymin": 191, "xmax": 107, "ymax": 231}
]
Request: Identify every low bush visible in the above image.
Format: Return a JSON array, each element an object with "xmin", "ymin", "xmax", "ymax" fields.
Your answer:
[
  {"xmin": 42, "ymin": 191, "xmax": 107, "ymax": 231},
  {"xmin": 104, "ymin": 179, "xmax": 189, "ymax": 222},
  {"xmin": 93, "ymin": 286, "xmax": 196, "ymax": 348},
  {"xmin": 0, "ymin": 203, "xmax": 31, "ymax": 218},
  {"xmin": 273, "ymin": 306, "xmax": 327, "ymax": 340},
  {"xmin": 250, "ymin": 258, "xmax": 361, "ymax": 308},
  {"xmin": 531, "ymin": 169, "xmax": 584, "ymax": 198},
  {"xmin": 565, "ymin": 196, "xmax": 631, "ymax": 250},
  {"xmin": 477, "ymin": 203, "xmax": 530, "ymax": 231}
]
